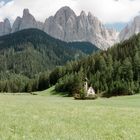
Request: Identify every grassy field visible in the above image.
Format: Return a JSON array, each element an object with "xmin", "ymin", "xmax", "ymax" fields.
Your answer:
[{"xmin": 0, "ymin": 88, "xmax": 140, "ymax": 140}]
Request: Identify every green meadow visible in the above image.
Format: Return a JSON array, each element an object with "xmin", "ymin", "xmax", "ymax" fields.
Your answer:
[{"xmin": 0, "ymin": 88, "xmax": 140, "ymax": 140}]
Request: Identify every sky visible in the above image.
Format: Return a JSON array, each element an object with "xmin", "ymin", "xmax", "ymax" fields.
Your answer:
[{"xmin": 0, "ymin": 0, "xmax": 140, "ymax": 30}]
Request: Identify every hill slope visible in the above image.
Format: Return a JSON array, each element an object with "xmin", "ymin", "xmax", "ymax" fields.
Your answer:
[{"xmin": 0, "ymin": 28, "xmax": 98, "ymax": 78}]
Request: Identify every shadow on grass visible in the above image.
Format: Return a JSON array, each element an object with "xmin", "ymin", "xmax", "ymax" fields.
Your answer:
[{"xmin": 30, "ymin": 92, "xmax": 38, "ymax": 95}]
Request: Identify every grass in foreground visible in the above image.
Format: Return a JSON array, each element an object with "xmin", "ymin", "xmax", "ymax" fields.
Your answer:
[{"xmin": 0, "ymin": 88, "xmax": 140, "ymax": 140}]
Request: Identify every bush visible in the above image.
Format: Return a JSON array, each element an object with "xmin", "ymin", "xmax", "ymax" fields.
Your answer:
[{"xmin": 74, "ymin": 88, "xmax": 85, "ymax": 99}]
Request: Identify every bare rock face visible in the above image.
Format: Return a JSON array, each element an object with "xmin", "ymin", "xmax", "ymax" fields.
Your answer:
[
  {"xmin": 76, "ymin": 11, "xmax": 88, "ymax": 41},
  {"xmin": 44, "ymin": 6, "xmax": 118, "ymax": 49},
  {"xmin": 12, "ymin": 17, "xmax": 22, "ymax": 33},
  {"xmin": 19, "ymin": 9, "xmax": 37, "ymax": 30},
  {"xmin": 12, "ymin": 9, "xmax": 43, "ymax": 32},
  {"xmin": 0, "ymin": 9, "xmax": 40, "ymax": 36},
  {"xmin": 4, "ymin": 18, "xmax": 11, "ymax": 34},
  {"xmin": 0, "ymin": 22, "xmax": 4, "ymax": 36},
  {"xmin": 0, "ymin": 18, "xmax": 11, "ymax": 36},
  {"xmin": 37, "ymin": 21, "xmax": 44, "ymax": 30},
  {"xmin": 44, "ymin": 6, "xmax": 78, "ymax": 41},
  {"xmin": 119, "ymin": 15, "xmax": 140, "ymax": 41}
]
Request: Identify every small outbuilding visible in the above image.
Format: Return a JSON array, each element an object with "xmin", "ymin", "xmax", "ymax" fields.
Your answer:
[
  {"xmin": 74, "ymin": 77, "xmax": 97, "ymax": 100},
  {"xmin": 83, "ymin": 78, "xmax": 97, "ymax": 99},
  {"xmin": 87, "ymin": 86, "xmax": 95, "ymax": 96}
]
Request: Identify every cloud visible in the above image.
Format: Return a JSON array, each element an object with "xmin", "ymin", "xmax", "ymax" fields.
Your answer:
[
  {"xmin": 0, "ymin": 1, "xmax": 5, "ymax": 8},
  {"xmin": 0, "ymin": 0, "xmax": 140, "ymax": 24},
  {"xmin": 76, "ymin": 0, "xmax": 140, "ymax": 23}
]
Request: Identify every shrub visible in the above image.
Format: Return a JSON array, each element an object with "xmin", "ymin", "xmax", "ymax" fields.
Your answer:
[{"xmin": 74, "ymin": 88, "xmax": 85, "ymax": 99}]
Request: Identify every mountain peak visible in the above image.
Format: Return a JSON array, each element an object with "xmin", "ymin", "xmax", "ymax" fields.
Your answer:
[
  {"xmin": 88, "ymin": 12, "xmax": 93, "ymax": 17},
  {"xmin": 4, "ymin": 18, "xmax": 11, "ymax": 28},
  {"xmin": 23, "ymin": 9, "xmax": 30, "ymax": 16},
  {"xmin": 4, "ymin": 18, "xmax": 10, "ymax": 22},
  {"xmin": 0, "ymin": 18, "xmax": 11, "ymax": 36},
  {"xmin": 19, "ymin": 8, "xmax": 37, "ymax": 30},
  {"xmin": 55, "ymin": 6, "xmax": 76, "ymax": 18},
  {"xmin": 58, "ymin": 6, "xmax": 73, "ymax": 11},
  {"xmin": 80, "ymin": 11, "xmax": 86, "ymax": 17}
]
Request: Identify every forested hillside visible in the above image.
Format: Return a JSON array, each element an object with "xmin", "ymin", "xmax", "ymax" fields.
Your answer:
[
  {"xmin": 45, "ymin": 33, "xmax": 140, "ymax": 97},
  {"xmin": 0, "ymin": 29, "xmax": 98, "ymax": 92}
]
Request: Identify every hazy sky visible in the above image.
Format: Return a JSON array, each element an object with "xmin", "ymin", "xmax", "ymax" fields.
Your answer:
[{"xmin": 0, "ymin": 0, "xmax": 140, "ymax": 24}]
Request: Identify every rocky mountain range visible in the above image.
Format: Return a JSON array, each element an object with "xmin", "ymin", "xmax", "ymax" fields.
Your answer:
[
  {"xmin": 0, "ymin": 6, "xmax": 139, "ymax": 49},
  {"xmin": 43, "ymin": 7, "xmax": 118, "ymax": 49},
  {"xmin": 0, "ymin": 7, "xmax": 118, "ymax": 50}
]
